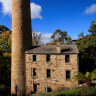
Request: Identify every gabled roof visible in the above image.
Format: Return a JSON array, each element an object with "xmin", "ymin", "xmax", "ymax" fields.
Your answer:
[{"xmin": 25, "ymin": 45, "xmax": 79, "ymax": 54}]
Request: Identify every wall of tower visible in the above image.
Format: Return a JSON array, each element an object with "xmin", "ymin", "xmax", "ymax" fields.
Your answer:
[{"xmin": 11, "ymin": 0, "xmax": 32, "ymax": 95}]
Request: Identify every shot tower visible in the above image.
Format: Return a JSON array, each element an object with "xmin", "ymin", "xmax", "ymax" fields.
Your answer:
[{"xmin": 11, "ymin": 0, "xmax": 32, "ymax": 95}]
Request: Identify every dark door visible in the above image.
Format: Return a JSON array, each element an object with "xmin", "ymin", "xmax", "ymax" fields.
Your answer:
[{"xmin": 33, "ymin": 84, "xmax": 37, "ymax": 93}]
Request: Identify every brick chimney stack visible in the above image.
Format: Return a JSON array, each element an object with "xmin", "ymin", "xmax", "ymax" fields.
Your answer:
[
  {"xmin": 56, "ymin": 44, "xmax": 61, "ymax": 53},
  {"xmin": 11, "ymin": 0, "xmax": 32, "ymax": 95}
]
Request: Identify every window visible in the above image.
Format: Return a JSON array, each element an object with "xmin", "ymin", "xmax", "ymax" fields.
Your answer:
[
  {"xmin": 46, "ymin": 55, "xmax": 50, "ymax": 62},
  {"xmin": 33, "ymin": 68, "xmax": 36, "ymax": 76},
  {"xmin": 44, "ymin": 85, "xmax": 48, "ymax": 93},
  {"xmin": 65, "ymin": 55, "xmax": 70, "ymax": 63},
  {"xmin": 66, "ymin": 70, "xmax": 71, "ymax": 80},
  {"xmin": 33, "ymin": 55, "xmax": 36, "ymax": 62},
  {"xmin": 31, "ymin": 67, "xmax": 32, "ymax": 77},
  {"xmin": 47, "ymin": 69, "xmax": 51, "ymax": 78},
  {"xmin": 33, "ymin": 84, "xmax": 37, "ymax": 93}
]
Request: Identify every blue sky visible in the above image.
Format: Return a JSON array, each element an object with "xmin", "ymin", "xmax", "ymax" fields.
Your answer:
[{"xmin": 0, "ymin": 0, "xmax": 96, "ymax": 43}]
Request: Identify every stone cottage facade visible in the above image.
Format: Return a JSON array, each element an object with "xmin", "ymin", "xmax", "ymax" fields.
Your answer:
[{"xmin": 25, "ymin": 45, "xmax": 79, "ymax": 94}]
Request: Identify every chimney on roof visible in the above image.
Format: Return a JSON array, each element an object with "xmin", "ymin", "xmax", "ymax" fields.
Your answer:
[{"xmin": 56, "ymin": 43, "xmax": 61, "ymax": 53}]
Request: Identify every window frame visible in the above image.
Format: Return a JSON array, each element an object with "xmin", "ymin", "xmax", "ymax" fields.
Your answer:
[
  {"xmin": 33, "ymin": 55, "xmax": 36, "ymax": 62},
  {"xmin": 32, "ymin": 68, "xmax": 37, "ymax": 77},
  {"xmin": 65, "ymin": 55, "xmax": 70, "ymax": 64},
  {"xmin": 47, "ymin": 69, "xmax": 51, "ymax": 78},
  {"xmin": 46, "ymin": 55, "xmax": 50, "ymax": 62},
  {"xmin": 66, "ymin": 70, "xmax": 71, "ymax": 80}
]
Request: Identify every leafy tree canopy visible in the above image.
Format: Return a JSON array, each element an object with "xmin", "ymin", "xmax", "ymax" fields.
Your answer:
[
  {"xmin": 47, "ymin": 29, "xmax": 72, "ymax": 45},
  {"xmin": 0, "ymin": 31, "xmax": 11, "ymax": 54},
  {"xmin": 88, "ymin": 20, "xmax": 96, "ymax": 35},
  {"xmin": 78, "ymin": 32, "xmax": 84, "ymax": 39},
  {"xmin": 76, "ymin": 20, "xmax": 96, "ymax": 73},
  {"xmin": 0, "ymin": 28, "xmax": 11, "ymax": 95},
  {"xmin": 0, "ymin": 25, "xmax": 10, "ymax": 34}
]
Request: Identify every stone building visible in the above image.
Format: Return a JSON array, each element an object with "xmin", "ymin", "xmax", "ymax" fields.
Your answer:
[
  {"xmin": 25, "ymin": 45, "xmax": 79, "ymax": 93},
  {"xmin": 11, "ymin": 0, "xmax": 79, "ymax": 95}
]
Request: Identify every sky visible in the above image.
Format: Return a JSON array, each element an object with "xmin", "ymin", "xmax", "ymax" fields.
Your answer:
[{"xmin": 0, "ymin": 0, "xmax": 96, "ymax": 44}]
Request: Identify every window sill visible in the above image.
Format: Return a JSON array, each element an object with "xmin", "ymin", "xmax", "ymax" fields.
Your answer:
[
  {"xmin": 65, "ymin": 63, "xmax": 70, "ymax": 65},
  {"xmin": 66, "ymin": 79, "xmax": 71, "ymax": 81},
  {"xmin": 32, "ymin": 61, "xmax": 37, "ymax": 64},
  {"xmin": 47, "ymin": 77, "xmax": 51, "ymax": 79},
  {"xmin": 46, "ymin": 62, "xmax": 51, "ymax": 64},
  {"xmin": 32, "ymin": 76, "xmax": 38, "ymax": 79}
]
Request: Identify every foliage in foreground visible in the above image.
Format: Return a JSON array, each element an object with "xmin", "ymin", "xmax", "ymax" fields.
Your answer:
[
  {"xmin": 37, "ymin": 86, "xmax": 96, "ymax": 96},
  {"xmin": 73, "ymin": 69, "xmax": 96, "ymax": 87},
  {"xmin": 0, "ymin": 30, "xmax": 11, "ymax": 96}
]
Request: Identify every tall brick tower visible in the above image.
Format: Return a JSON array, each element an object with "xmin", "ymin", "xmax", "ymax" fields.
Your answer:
[{"xmin": 11, "ymin": 0, "xmax": 32, "ymax": 95}]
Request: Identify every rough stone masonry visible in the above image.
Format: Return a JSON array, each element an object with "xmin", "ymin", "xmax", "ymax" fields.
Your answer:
[
  {"xmin": 11, "ymin": 0, "xmax": 79, "ymax": 95},
  {"xmin": 11, "ymin": 0, "xmax": 32, "ymax": 95},
  {"xmin": 25, "ymin": 45, "xmax": 79, "ymax": 93}
]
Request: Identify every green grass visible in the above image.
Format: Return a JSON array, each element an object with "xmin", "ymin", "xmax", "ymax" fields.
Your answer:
[
  {"xmin": 37, "ymin": 85, "xmax": 96, "ymax": 96},
  {"xmin": 26, "ymin": 85, "xmax": 96, "ymax": 96}
]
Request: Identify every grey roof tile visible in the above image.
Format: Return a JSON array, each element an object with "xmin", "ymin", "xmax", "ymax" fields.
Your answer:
[{"xmin": 25, "ymin": 45, "xmax": 79, "ymax": 54}]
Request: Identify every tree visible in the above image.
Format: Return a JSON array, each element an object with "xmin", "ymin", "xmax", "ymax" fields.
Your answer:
[
  {"xmin": 46, "ymin": 40, "xmax": 57, "ymax": 45},
  {"xmin": 66, "ymin": 36, "xmax": 72, "ymax": 44},
  {"xmin": 0, "ymin": 31, "xmax": 11, "ymax": 53},
  {"xmin": 47, "ymin": 29, "xmax": 72, "ymax": 45},
  {"xmin": 88, "ymin": 20, "xmax": 96, "ymax": 35},
  {"xmin": 32, "ymin": 32, "xmax": 42, "ymax": 46},
  {"xmin": 78, "ymin": 32, "xmax": 84, "ymax": 39},
  {"xmin": 0, "ymin": 30, "xmax": 11, "ymax": 95},
  {"xmin": 76, "ymin": 20, "xmax": 96, "ymax": 73},
  {"xmin": 73, "ymin": 69, "xmax": 96, "ymax": 87},
  {"xmin": 0, "ymin": 25, "xmax": 10, "ymax": 34},
  {"xmin": 51, "ymin": 29, "xmax": 68, "ymax": 44}
]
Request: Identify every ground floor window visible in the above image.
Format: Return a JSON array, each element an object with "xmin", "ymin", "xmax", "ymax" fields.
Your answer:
[
  {"xmin": 66, "ymin": 70, "xmax": 71, "ymax": 80},
  {"xmin": 44, "ymin": 85, "xmax": 48, "ymax": 93},
  {"xmin": 33, "ymin": 84, "xmax": 37, "ymax": 93}
]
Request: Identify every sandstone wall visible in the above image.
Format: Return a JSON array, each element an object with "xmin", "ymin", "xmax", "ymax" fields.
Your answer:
[
  {"xmin": 25, "ymin": 54, "xmax": 79, "ymax": 93},
  {"xmin": 11, "ymin": 0, "xmax": 32, "ymax": 95}
]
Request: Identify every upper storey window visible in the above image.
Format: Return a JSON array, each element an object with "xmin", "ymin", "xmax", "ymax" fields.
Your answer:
[
  {"xmin": 46, "ymin": 55, "xmax": 50, "ymax": 62},
  {"xmin": 65, "ymin": 55, "xmax": 70, "ymax": 63},
  {"xmin": 33, "ymin": 55, "xmax": 36, "ymax": 62}
]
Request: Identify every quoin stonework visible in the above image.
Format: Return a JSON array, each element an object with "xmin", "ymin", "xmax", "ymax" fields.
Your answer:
[{"xmin": 11, "ymin": 0, "xmax": 79, "ymax": 95}]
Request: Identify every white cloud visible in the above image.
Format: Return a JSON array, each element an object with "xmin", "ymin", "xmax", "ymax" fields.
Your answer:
[
  {"xmin": 0, "ymin": 0, "xmax": 42, "ymax": 19},
  {"xmin": 32, "ymin": 32, "xmax": 52, "ymax": 44},
  {"xmin": 31, "ymin": 3, "xmax": 42, "ymax": 19},
  {"xmin": 41, "ymin": 33, "xmax": 52, "ymax": 44},
  {"xmin": 71, "ymin": 35, "xmax": 78, "ymax": 40},
  {"xmin": 0, "ymin": 0, "xmax": 12, "ymax": 15},
  {"xmin": 85, "ymin": 4, "xmax": 96, "ymax": 14}
]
